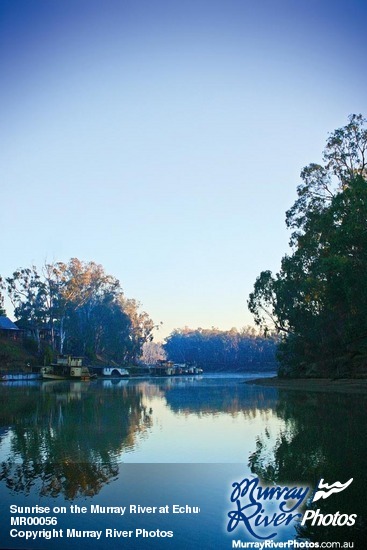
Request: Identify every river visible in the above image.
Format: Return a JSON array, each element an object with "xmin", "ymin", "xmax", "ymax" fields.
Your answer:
[{"xmin": 0, "ymin": 373, "xmax": 365, "ymax": 548}]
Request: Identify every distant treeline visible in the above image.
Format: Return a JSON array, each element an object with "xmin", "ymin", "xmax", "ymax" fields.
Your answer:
[
  {"xmin": 163, "ymin": 327, "xmax": 277, "ymax": 371},
  {"xmin": 0, "ymin": 258, "xmax": 155, "ymax": 364}
]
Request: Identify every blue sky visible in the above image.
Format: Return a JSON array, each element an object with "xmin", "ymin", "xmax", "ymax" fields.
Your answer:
[{"xmin": 1, "ymin": 0, "xmax": 366, "ymax": 340}]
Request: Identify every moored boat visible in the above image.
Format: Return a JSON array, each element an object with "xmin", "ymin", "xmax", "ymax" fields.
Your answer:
[
  {"xmin": 149, "ymin": 360, "xmax": 203, "ymax": 377},
  {"xmin": 101, "ymin": 366, "xmax": 129, "ymax": 377},
  {"xmin": 88, "ymin": 365, "xmax": 130, "ymax": 377},
  {"xmin": 41, "ymin": 355, "xmax": 95, "ymax": 381}
]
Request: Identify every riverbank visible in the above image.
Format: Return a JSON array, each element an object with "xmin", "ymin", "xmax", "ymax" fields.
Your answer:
[
  {"xmin": 0, "ymin": 337, "xmax": 38, "ymax": 371},
  {"xmin": 247, "ymin": 376, "xmax": 367, "ymax": 394}
]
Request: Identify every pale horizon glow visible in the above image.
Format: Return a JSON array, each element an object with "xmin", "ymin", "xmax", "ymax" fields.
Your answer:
[{"xmin": 1, "ymin": 0, "xmax": 366, "ymax": 341}]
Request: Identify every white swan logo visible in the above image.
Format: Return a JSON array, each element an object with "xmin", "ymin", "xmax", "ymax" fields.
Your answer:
[{"xmin": 312, "ymin": 478, "xmax": 353, "ymax": 503}]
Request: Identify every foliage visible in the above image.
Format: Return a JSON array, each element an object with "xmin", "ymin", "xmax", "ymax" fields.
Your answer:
[
  {"xmin": 140, "ymin": 341, "xmax": 167, "ymax": 365},
  {"xmin": 0, "ymin": 383, "xmax": 151, "ymax": 499},
  {"xmin": 164, "ymin": 326, "xmax": 277, "ymax": 371},
  {"xmin": 0, "ymin": 276, "xmax": 5, "ymax": 316},
  {"xmin": 248, "ymin": 390, "xmax": 367, "ymax": 544},
  {"xmin": 3, "ymin": 258, "xmax": 154, "ymax": 364},
  {"xmin": 248, "ymin": 115, "xmax": 367, "ymax": 377},
  {"xmin": 0, "ymin": 337, "xmax": 38, "ymax": 371}
]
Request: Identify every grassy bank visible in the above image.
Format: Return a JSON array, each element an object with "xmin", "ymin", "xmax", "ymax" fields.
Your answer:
[{"xmin": 0, "ymin": 337, "xmax": 38, "ymax": 372}]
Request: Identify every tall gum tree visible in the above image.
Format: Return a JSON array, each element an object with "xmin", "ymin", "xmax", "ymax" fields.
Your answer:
[
  {"xmin": 248, "ymin": 114, "xmax": 367, "ymax": 377},
  {"xmin": 3, "ymin": 258, "xmax": 155, "ymax": 363}
]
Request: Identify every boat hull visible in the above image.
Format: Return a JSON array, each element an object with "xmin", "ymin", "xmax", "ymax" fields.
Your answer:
[{"xmin": 42, "ymin": 373, "xmax": 92, "ymax": 381}]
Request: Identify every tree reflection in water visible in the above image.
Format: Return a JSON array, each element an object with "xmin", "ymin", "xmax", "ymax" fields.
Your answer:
[
  {"xmin": 248, "ymin": 389, "xmax": 367, "ymax": 545},
  {"xmin": 0, "ymin": 381, "xmax": 152, "ymax": 499}
]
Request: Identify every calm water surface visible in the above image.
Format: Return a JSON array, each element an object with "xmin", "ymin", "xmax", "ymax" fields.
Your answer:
[{"xmin": 0, "ymin": 373, "xmax": 365, "ymax": 548}]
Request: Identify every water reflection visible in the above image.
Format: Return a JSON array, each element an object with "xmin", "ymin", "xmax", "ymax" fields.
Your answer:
[
  {"xmin": 0, "ymin": 380, "xmax": 152, "ymax": 499},
  {"xmin": 0, "ymin": 376, "xmax": 281, "ymax": 500},
  {"xmin": 248, "ymin": 389, "xmax": 367, "ymax": 545},
  {"xmin": 0, "ymin": 375, "xmax": 365, "ymax": 546},
  {"xmin": 158, "ymin": 376, "xmax": 279, "ymax": 416}
]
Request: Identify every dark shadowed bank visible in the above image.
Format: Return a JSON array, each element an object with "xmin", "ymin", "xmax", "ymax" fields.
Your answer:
[{"xmin": 247, "ymin": 376, "xmax": 367, "ymax": 394}]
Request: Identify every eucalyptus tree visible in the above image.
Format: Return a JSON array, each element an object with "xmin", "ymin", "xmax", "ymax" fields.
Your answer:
[
  {"xmin": 5, "ymin": 266, "xmax": 52, "ymax": 350},
  {"xmin": 46, "ymin": 259, "xmax": 155, "ymax": 362},
  {"xmin": 52, "ymin": 258, "xmax": 122, "ymax": 354},
  {"xmin": 248, "ymin": 114, "xmax": 367, "ymax": 377},
  {"xmin": 0, "ymin": 276, "xmax": 5, "ymax": 316},
  {"xmin": 118, "ymin": 296, "xmax": 156, "ymax": 363},
  {"xmin": 140, "ymin": 341, "xmax": 166, "ymax": 365},
  {"xmin": 4, "ymin": 258, "xmax": 155, "ymax": 363}
]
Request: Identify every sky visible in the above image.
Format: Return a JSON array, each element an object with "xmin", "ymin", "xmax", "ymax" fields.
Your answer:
[{"xmin": 1, "ymin": 0, "xmax": 366, "ymax": 341}]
